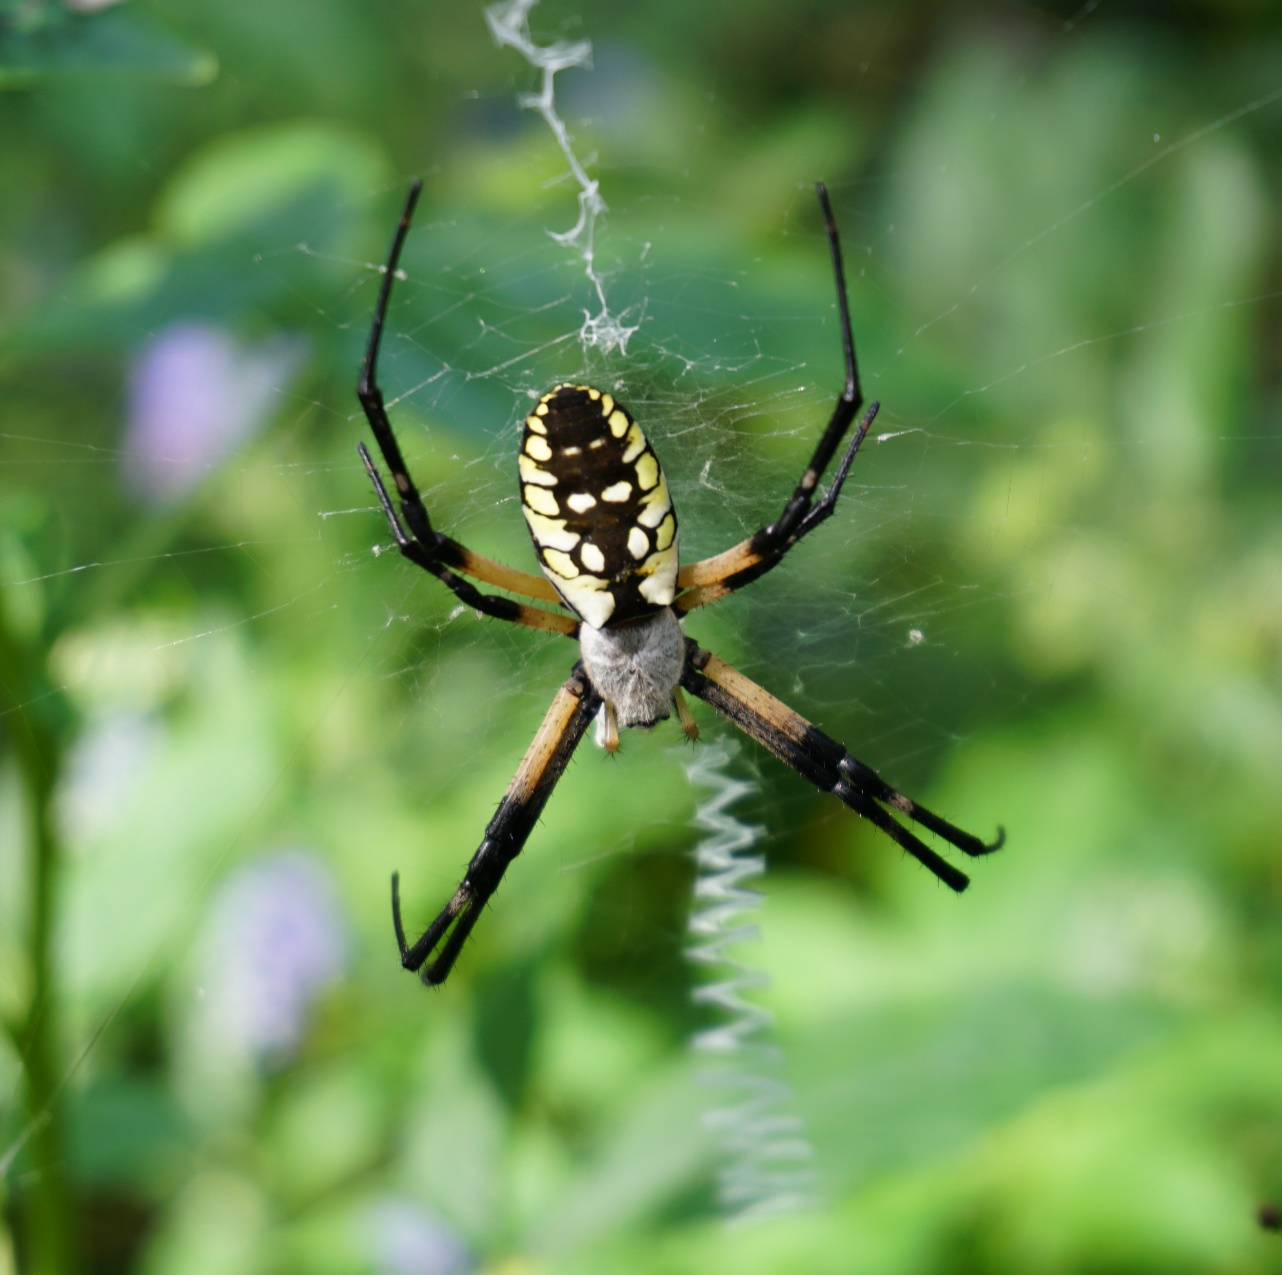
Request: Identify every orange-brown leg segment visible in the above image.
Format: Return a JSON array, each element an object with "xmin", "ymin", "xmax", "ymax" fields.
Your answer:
[
  {"xmin": 675, "ymin": 396, "xmax": 879, "ymax": 612},
  {"xmin": 393, "ymin": 668, "xmax": 603, "ymax": 984},
  {"xmin": 357, "ymin": 180, "xmax": 569, "ymax": 629},
  {"xmin": 600, "ymin": 702, "xmax": 620, "ymax": 754},
  {"xmin": 361, "ymin": 445, "xmax": 577, "ymax": 637},
  {"xmin": 675, "ymin": 183, "xmax": 878, "ymax": 614},
  {"xmin": 673, "ymin": 686, "xmax": 699, "ymax": 741},
  {"xmin": 443, "ymin": 540, "xmax": 561, "ymax": 604},
  {"xmin": 680, "ymin": 644, "xmax": 1004, "ymax": 888}
]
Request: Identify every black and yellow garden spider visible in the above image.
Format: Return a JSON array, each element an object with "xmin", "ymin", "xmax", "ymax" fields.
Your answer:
[{"xmin": 358, "ymin": 180, "xmax": 1003, "ymax": 986}]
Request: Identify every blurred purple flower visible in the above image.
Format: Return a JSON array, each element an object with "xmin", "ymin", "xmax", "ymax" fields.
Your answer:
[
  {"xmin": 123, "ymin": 320, "xmax": 305, "ymax": 505},
  {"xmin": 195, "ymin": 849, "xmax": 346, "ymax": 1066},
  {"xmin": 360, "ymin": 1198, "xmax": 474, "ymax": 1275}
]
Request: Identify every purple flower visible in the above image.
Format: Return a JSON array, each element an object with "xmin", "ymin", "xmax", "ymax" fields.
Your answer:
[
  {"xmin": 360, "ymin": 1198, "xmax": 474, "ymax": 1275},
  {"xmin": 123, "ymin": 321, "xmax": 305, "ymax": 505},
  {"xmin": 194, "ymin": 849, "xmax": 346, "ymax": 1066}
]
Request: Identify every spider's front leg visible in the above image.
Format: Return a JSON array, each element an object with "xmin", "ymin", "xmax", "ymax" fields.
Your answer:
[
  {"xmin": 360, "ymin": 445, "xmax": 578, "ymax": 636},
  {"xmin": 680, "ymin": 641, "xmax": 1003, "ymax": 888},
  {"xmin": 676, "ymin": 182, "xmax": 880, "ymax": 612},
  {"xmin": 356, "ymin": 182, "xmax": 575, "ymax": 632},
  {"xmin": 393, "ymin": 668, "xmax": 602, "ymax": 985}
]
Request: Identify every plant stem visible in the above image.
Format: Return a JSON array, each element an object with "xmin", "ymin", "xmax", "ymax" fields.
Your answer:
[{"xmin": 0, "ymin": 597, "xmax": 76, "ymax": 1275}]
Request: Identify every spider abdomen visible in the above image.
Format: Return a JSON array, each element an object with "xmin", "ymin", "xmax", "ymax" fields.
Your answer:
[
  {"xmin": 578, "ymin": 607, "xmax": 685, "ymax": 728},
  {"xmin": 520, "ymin": 384, "xmax": 679, "ymax": 630}
]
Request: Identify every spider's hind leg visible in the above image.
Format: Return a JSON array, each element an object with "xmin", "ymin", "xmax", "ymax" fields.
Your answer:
[
  {"xmin": 392, "ymin": 873, "xmax": 482, "ymax": 984},
  {"xmin": 679, "ymin": 643, "xmax": 1003, "ymax": 891},
  {"xmin": 391, "ymin": 670, "xmax": 602, "ymax": 985}
]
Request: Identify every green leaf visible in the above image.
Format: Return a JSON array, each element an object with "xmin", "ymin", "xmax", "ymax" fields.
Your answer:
[{"xmin": 0, "ymin": 3, "xmax": 215, "ymax": 86}]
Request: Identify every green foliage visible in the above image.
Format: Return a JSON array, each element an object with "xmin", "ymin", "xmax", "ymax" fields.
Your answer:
[
  {"xmin": 2, "ymin": 2, "xmax": 1281, "ymax": 1272},
  {"xmin": 0, "ymin": 2, "xmax": 213, "ymax": 88}
]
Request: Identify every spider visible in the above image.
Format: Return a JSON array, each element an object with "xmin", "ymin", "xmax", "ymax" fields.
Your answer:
[{"xmin": 357, "ymin": 179, "xmax": 1004, "ymax": 986}]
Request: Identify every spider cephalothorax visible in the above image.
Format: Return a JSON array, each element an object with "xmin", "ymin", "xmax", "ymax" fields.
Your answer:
[{"xmin": 356, "ymin": 180, "xmax": 1004, "ymax": 986}]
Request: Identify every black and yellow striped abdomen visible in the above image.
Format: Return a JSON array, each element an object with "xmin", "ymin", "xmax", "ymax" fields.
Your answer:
[{"xmin": 519, "ymin": 385, "xmax": 679, "ymax": 629}]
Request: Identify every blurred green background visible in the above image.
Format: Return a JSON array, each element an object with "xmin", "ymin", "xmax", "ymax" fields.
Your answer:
[{"xmin": 3, "ymin": 0, "xmax": 1282, "ymax": 1271}]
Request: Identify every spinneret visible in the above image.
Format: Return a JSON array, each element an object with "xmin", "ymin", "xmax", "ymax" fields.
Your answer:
[{"xmin": 519, "ymin": 384, "xmax": 678, "ymax": 629}]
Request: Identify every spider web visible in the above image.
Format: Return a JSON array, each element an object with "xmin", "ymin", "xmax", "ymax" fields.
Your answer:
[
  {"xmin": 3, "ymin": 0, "xmax": 1281, "ymax": 1262},
  {"xmin": 320, "ymin": 4, "xmax": 1178, "ymax": 808},
  {"xmin": 241, "ymin": 4, "xmax": 1282, "ymax": 1219}
]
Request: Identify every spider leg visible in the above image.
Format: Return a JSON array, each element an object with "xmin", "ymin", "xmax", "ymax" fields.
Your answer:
[
  {"xmin": 357, "ymin": 179, "xmax": 562, "ymax": 607},
  {"xmin": 392, "ymin": 668, "xmax": 603, "ymax": 985},
  {"xmin": 361, "ymin": 444, "xmax": 577, "ymax": 636},
  {"xmin": 676, "ymin": 399, "xmax": 878, "ymax": 611},
  {"xmin": 680, "ymin": 642, "xmax": 1004, "ymax": 890},
  {"xmin": 676, "ymin": 182, "xmax": 877, "ymax": 612}
]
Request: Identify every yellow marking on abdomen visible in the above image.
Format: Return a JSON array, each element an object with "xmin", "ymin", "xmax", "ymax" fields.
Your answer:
[
  {"xmin": 524, "ymin": 486, "xmax": 561, "ymax": 517},
  {"xmin": 542, "ymin": 548, "xmax": 579, "ymax": 578},
  {"xmin": 519, "ymin": 455, "xmax": 557, "ymax": 486}
]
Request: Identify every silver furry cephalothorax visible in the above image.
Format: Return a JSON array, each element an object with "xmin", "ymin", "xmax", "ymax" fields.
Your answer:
[{"xmin": 577, "ymin": 606, "xmax": 685, "ymax": 728}]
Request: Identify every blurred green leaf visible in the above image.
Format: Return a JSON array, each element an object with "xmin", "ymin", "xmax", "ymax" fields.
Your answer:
[
  {"xmin": 0, "ymin": 3, "xmax": 215, "ymax": 86},
  {"xmin": 156, "ymin": 120, "xmax": 387, "ymax": 248}
]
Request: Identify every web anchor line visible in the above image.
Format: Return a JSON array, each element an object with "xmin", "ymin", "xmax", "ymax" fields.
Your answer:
[{"xmin": 685, "ymin": 742, "xmax": 818, "ymax": 1221}]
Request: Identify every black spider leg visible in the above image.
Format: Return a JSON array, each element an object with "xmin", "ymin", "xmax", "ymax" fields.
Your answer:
[
  {"xmin": 359, "ymin": 445, "xmax": 577, "ymax": 635},
  {"xmin": 676, "ymin": 184, "xmax": 880, "ymax": 607},
  {"xmin": 767, "ymin": 182, "xmax": 872, "ymax": 545},
  {"xmin": 681, "ymin": 644, "xmax": 1004, "ymax": 890},
  {"xmin": 357, "ymin": 178, "xmax": 436, "ymax": 549},
  {"xmin": 355, "ymin": 182, "xmax": 576, "ymax": 636},
  {"xmin": 392, "ymin": 669, "xmax": 603, "ymax": 985}
]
